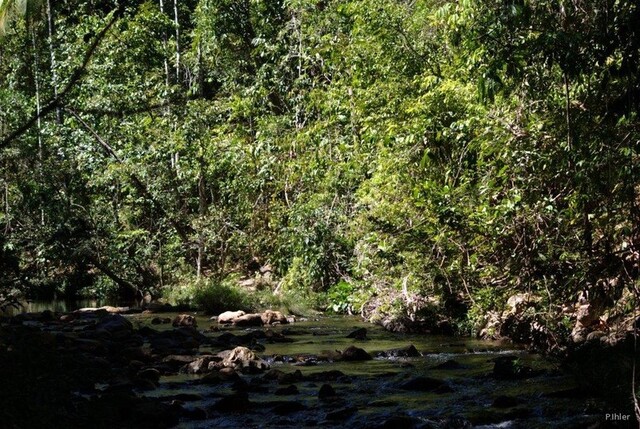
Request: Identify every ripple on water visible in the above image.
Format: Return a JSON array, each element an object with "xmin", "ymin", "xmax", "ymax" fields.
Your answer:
[{"xmin": 127, "ymin": 314, "xmax": 602, "ymax": 428}]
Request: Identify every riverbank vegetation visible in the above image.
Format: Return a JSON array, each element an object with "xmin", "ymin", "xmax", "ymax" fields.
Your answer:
[{"xmin": 1, "ymin": 0, "xmax": 640, "ymax": 353}]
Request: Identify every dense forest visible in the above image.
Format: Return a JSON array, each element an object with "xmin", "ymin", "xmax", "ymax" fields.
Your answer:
[{"xmin": 1, "ymin": 0, "xmax": 640, "ymax": 350}]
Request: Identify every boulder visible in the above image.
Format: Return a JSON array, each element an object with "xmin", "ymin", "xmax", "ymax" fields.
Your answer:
[
  {"xmin": 232, "ymin": 313, "xmax": 264, "ymax": 327},
  {"xmin": 95, "ymin": 314, "xmax": 133, "ymax": 335},
  {"xmin": 172, "ymin": 314, "xmax": 197, "ymax": 328},
  {"xmin": 505, "ymin": 293, "xmax": 540, "ymax": 316},
  {"xmin": 318, "ymin": 383, "xmax": 337, "ymax": 401},
  {"xmin": 183, "ymin": 356, "xmax": 220, "ymax": 374},
  {"xmin": 220, "ymin": 346, "xmax": 269, "ymax": 373},
  {"xmin": 261, "ymin": 310, "xmax": 289, "ymax": 325},
  {"xmin": 341, "ymin": 345, "xmax": 372, "ymax": 361},
  {"xmin": 346, "ymin": 327, "xmax": 368, "ymax": 340},
  {"xmin": 376, "ymin": 344, "xmax": 420, "ymax": 358},
  {"xmin": 492, "ymin": 355, "xmax": 534, "ymax": 380},
  {"xmin": 217, "ymin": 310, "xmax": 245, "ymax": 324}
]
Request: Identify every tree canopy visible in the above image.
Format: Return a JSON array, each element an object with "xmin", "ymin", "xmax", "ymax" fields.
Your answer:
[{"xmin": 1, "ymin": 0, "xmax": 639, "ymax": 345}]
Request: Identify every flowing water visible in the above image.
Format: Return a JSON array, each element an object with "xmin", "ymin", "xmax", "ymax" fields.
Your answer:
[{"xmin": 121, "ymin": 312, "xmax": 602, "ymax": 429}]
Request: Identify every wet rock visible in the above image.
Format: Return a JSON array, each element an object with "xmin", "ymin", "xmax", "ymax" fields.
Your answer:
[
  {"xmin": 216, "ymin": 332, "xmax": 242, "ymax": 346},
  {"xmin": 219, "ymin": 346, "xmax": 270, "ymax": 373},
  {"xmin": 271, "ymin": 400, "xmax": 306, "ymax": 415},
  {"xmin": 138, "ymin": 326, "xmax": 158, "ymax": 337},
  {"xmin": 217, "ymin": 310, "xmax": 245, "ymax": 324},
  {"xmin": 275, "ymin": 384, "xmax": 299, "ymax": 395},
  {"xmin": 183, "ymin": 355, "xmax": 220, "ymax": 374},
  {"xmin": 136, "ymin": 368, "xmax": 161, "ymax": 384},
  {"xmin": 306, "ymin": 370, "xmax": 345, "ymax": 382},
  {"xmin": 172, "ymin": 314, "xmax": 197, "ymax": 328},
  {"xmin": 340, "ymin": 345, "xmax": 372, "ymax": 361},
  {"xmin": 210, "ymin": 391, "xmax": 251, "ymax": 412},
  {"xmin": 278, "ymin": 369, "xmax": 304, "ymax": 384},
  {"xmin": 318, "ymin": 383, "xmax": 337, "ymax": 401},
  {"xmin": 131, "ymin": 399, "xmax": 181, "ymax": 428},
  {"xmin": 262, "ymin": 310, "xmax": 289, "ymax": 325},
  {"xmin": 200, "ymin": 368, "xmax": 241, "ymax": 384},
  {"xmin": 77, "ymin": 306, "xmax": 131, "ymax": 314},
  {"xmin": 432, "ymin": 359, "xmax": 463, "ymax": 370},
  {"xmin": 376, "ymin": 344, "xmax": 420, "ymax": 358},
  {"xmin": 265, "ymin": 329, "xmax": 294, "ymax": 343},
  {"xmin": 151, "ymin": 317, "xmax": 171, "ymax": 325},
  {"xmin": 233, "ymin": 313, "xmax": 264, "ymax": 327},
  {"xmin": 492, "ymin": 355, "xmax": 534, "ymax": 380},
  {"xmin": 326, "ymin": 406, "xmax": 357, "ymax": 421},
  {"xmin": 95, "ymin": 314, "xmax": 133, "ymax": 335},
  {"xmin": 399, "ymin": 376, "xmax": 452, "ymax": 393},
  {"xmin": 346, "ymin": 327, "xmax": 368, "ymax": 340},
  {"xmin": 492, "ymin": 395, "xmax": 520, "ymax": 408}
]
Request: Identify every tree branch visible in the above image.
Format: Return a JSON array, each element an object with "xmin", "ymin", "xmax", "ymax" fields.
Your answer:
[{"xmin": 0, "ymin": 5, "xmax": 123, "ymax": 150}]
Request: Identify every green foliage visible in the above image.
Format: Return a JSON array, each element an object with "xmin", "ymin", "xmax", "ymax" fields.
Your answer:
[
  {"xmin": 325, "ymin": 280, "xmax": 362, "ymax": 314},
  {"xmin": 163, "ymin": 275, "xmax": 256, "ymax": 314},
  {"xmin": 1, "ymin": 1, "xmax": 639, "ymax": 359}
]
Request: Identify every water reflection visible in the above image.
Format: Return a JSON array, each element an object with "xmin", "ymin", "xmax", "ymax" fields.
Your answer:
[{"xmin": 1, "ymin": 299, "xmax": 117, "ymax": 316}]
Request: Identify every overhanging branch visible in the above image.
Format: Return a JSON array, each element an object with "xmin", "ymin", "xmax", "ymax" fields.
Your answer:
[{"xmin": 0, "ymin": 5, "xmax": 123, "ymax": 150}]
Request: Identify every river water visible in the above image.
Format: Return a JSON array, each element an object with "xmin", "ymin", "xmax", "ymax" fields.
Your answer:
[
  {"xmin": 2, "ymin": 302, "xmax": 608, "ymax": 428},
  {"xmin": 131, "ymin": 312, "xmax": 602, "ymax": 428}
]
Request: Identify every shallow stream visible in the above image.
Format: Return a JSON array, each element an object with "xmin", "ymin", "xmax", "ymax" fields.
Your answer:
[{"xmin": 124, "ymin": 312, "xmax": 601, "ymax": 429}]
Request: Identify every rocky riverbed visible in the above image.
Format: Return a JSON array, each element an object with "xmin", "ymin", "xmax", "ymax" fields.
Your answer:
[{"xmin": 0, "ymin": 307, "xmax": 628, "ymax": 428}]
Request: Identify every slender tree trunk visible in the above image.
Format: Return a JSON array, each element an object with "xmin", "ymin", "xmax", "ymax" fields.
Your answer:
[
  {"xmin": 31, "ymin": 28, "xmax": 45, "ymax": 226},
  {"xmin": 173, "ymin": 0, "xmax": 180, "ymax": 82},
  {"xmin": 159, "ymin": 0, "xmax": 170, "ymax": 86},
  {"xmin": 564, "ymin": 72, "xmax": 571, "ymax": 151},
  {"xmin": 46, "ymin": 0, "xmax": 61, "ymax": 124}
]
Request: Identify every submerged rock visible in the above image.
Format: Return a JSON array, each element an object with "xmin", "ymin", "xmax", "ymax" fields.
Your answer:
[
  {"xmin": 376, "ymin": 344, "xmax": 420, "ymax": 358},
  {"xmin": 399, "ymin": 376, "xmax": 453, "ymax": 393},
  {"xmin": 432, "ymin": 359, "xmax": 463, "ymax": 370},
  {"xmin": 346, "ymin": 327, "xmax": 368, "ymax": 340},
  {"xmin": 274, "ymin": 384, "xmax": 299, "ymax": 395},
  {"xmin": 172, "ymin": 314, "xmax": 197, "ymax": 328},
  {"xmin": 340, "ymin": 345, "xmax": 372, "ymax": 361}
]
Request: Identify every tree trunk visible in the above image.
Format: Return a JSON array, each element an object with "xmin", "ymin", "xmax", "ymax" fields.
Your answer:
[
  {"xmin": 86, "ymin": 254, "xmax": 139, "ymax": 299},
  {"xmin": 31, "ymin": 28, "xmax": 45, "ymax": 226},
  {"xmin": 46, "ymin": 0, "xmax": 61, "ymax": 124},
  {"xmin": 173, "ymin": 0, "xmax": 180, "ymax": 82}
]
